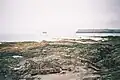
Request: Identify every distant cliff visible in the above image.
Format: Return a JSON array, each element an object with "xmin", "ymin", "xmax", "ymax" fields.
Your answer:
[{"xmin": 76, "ymin": 29, "xmax": 120, "ymax": 33}]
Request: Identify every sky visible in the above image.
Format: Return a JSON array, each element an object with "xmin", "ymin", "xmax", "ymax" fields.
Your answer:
[{"xmin": 0, "ymin": 0, "xmax": 120, "ymax": 41}]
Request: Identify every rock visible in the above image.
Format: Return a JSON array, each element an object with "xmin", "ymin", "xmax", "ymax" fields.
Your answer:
[
  {"xmin": 34, "ymin": 78, "xmax": 41, "ymax": 80},
  {"xmin": 23, "ymin": 74, "xmax": 31, "ymax": 78},
  {"xmin": 83, "ymin": 75, "xmax": 101, "ymax": 80},
  {"xmin": 26, "ymin": 77, "xmax": 35, "ymax": 80},
  {"xmin": 60, "ymin": 71, "xmax": 66, "ymax": 74},
  {"xmin": 30, "ymin": 69, "xmax": 39, "ymax": 76}
]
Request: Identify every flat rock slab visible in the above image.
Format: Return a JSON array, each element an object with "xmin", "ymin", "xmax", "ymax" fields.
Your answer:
[{"xmin": 34, "ymin": 72, "xmax": 79, "ymax": 80}]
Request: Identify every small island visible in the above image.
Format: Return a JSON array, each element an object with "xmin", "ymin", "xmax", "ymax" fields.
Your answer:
[{"xmin": 76, "ymin": 29, "xmax": 120, "ymax": 33}]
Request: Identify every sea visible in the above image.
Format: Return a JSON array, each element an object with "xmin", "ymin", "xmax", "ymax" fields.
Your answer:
[{"xmin": 0, "ymin": 33, "xmax": 120, "ymax": 42}]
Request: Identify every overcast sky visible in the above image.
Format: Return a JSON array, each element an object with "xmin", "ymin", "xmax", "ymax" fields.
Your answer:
[{"xmin": 0, "ymin": 0, "xmax": 120, "ymax": 40}]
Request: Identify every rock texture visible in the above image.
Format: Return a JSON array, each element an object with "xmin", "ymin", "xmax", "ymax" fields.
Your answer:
[{"xmin": 1, "ymin": 37, "xmax": 120, "ymax": 80}]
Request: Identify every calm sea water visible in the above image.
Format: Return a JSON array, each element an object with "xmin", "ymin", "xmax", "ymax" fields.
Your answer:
[{"xmin": 0, "ymin": 33, "xmax": 120, "ymax": 42}]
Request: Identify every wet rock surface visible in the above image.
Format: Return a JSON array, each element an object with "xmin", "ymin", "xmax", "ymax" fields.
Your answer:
[
  {"xmin": 0, "ymin": 37, "xmax": 120, "ymax": 80},
  {"xmin": 10, "ymin": 42, "xmax": 101, "ymax": 80}
]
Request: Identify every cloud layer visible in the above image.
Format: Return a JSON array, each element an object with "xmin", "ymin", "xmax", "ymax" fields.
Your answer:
[{"xmin": 0, "ymin": 0, "xmax": 120, "ymax": 40}]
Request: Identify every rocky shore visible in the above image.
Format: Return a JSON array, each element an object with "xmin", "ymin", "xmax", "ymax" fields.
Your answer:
[{"xmin": 0, "ymin": 37, "xmax": 120, "ymax": 80}]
